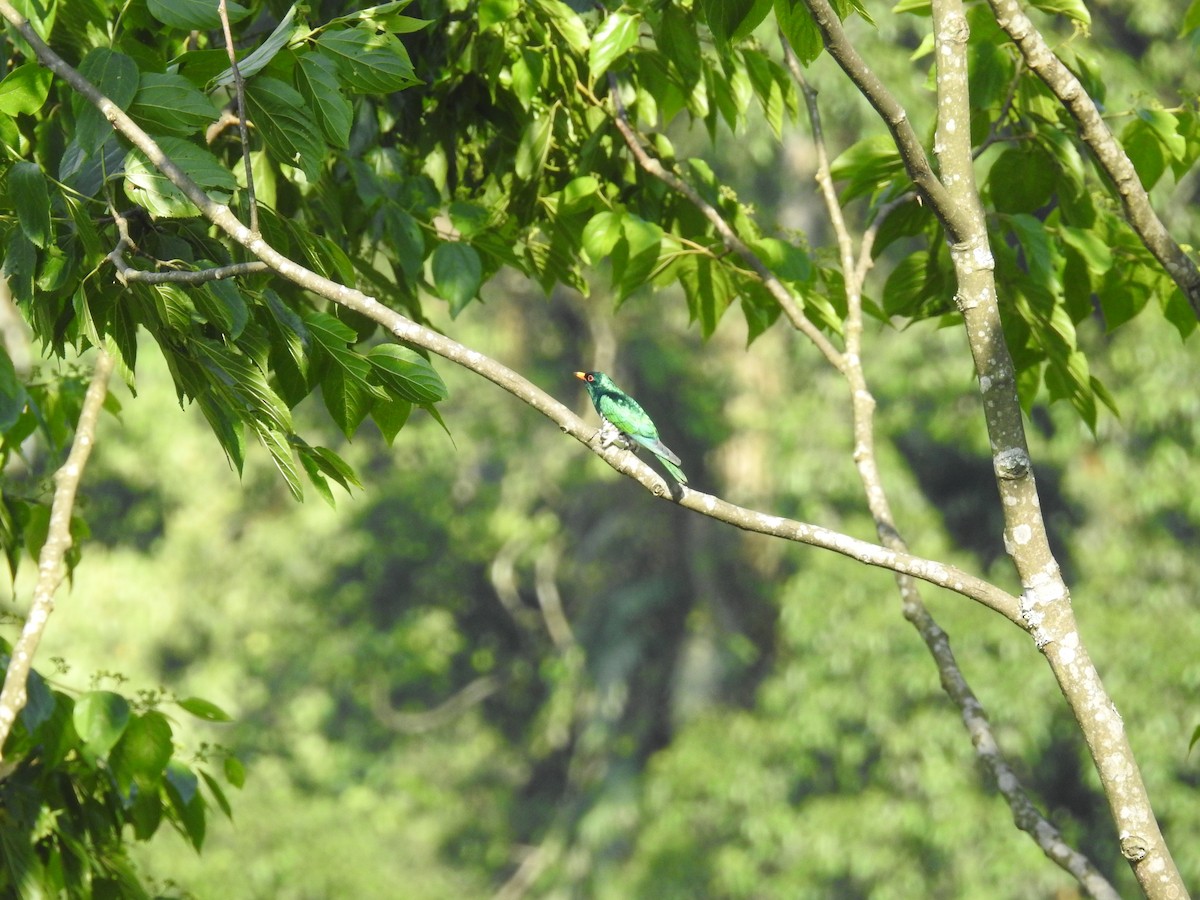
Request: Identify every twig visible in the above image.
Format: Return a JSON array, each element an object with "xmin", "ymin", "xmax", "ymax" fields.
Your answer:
[
  {"xmin": 370, "ymin": 675, "xmax": 502, "ymax": 734},
  {"xmin": 984, "ymin": 0, "xmax": 1200, "ymax": 316},
  {"xmin": 105, "ymin": 206, "xmax": 267, "ymax": 285},
  {"xmin": 0, "ymin": 351, "xmax": 114, "ymax": 761},
  {"xmin": 218, "ymin": 0, "xmax": 259, "ymax": 235},
  {"xmin": 599, "ymin": 74, "xmax": 847, "ymax": 374},
  {"xmin": 0, "ymin": 1, "xmax": 1025, "ymax": 624}
]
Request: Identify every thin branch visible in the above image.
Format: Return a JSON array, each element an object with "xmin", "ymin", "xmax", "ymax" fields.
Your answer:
[
  {"xmin": 984, "ymin": 0, "xmax": 1200, "ymax": 316},
  {"xmin": 369, "ymin": 674, "xmax": 502, "ymax": 734},
  {"xmin": 0, "ymin": 351, "xmax": 113, "ymax": 760},
  {"xmin": 218, "ymin": 0, "xmax": 259, "ymax": 235},
  {"xmin": 799, "ymin": 0, "xmax": 963, "ymax": 239},
  {"xmin": 105, "ymin": 206, "xmax": 267, "ymax": 285},
  {"xmin": 598, "ymin": 75, "xmax": 847, "ymax": 374}
]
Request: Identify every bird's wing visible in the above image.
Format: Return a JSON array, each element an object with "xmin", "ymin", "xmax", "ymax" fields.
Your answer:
[
  {"xmin": 597, "ymin": 392, "xmax": 653, "ymax": 438},
  {"xmin": 628, "ymin": 432, "xmax": 683, "ymax": 466}
]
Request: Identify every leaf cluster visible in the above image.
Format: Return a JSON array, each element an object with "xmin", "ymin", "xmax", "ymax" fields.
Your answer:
[{"xmin": 0, "ymin": 638, "xmax": 241, "ymax": 897}]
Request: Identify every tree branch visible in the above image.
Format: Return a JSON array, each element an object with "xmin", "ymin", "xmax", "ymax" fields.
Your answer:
[
  {"xmin": 784, "ymin": 41, "xmax": 1118, "ymax": 899},
  {"xmin": 799, "ymin": 0, "xmax": 964, "ymax": 239},
  {"xmin": 105, "ymin": 206, "xmax": 268, "ymax": 285},
  {"xmin": 0, "ymin": 351, "xmax": 113, "ymax": 760},
  {"xmin": 984, "ymin": 0, "xmax": 1200, "ymax": 317},
  {"xmin": 927, "ymin": 0, "xmax": 1184, "ymax": 894},
  {"xmin": 218, "ymin": 0, "xmax": 258, "ymax": 235},
  {"xmin": 599, "ymin": 75, "xmax": 847, "ymax": 374}
]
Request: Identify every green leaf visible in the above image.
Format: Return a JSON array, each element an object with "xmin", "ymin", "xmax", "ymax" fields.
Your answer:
[
  {"xmin": 129, "ymin": 73, "xmax": 218, "ymax": 136},
  {"xmin": 214, "ymin": 5, "xmax": 300, "ymax": 86},
  {"xmin": 1028, "ymin": 0, "xmax": 1090, "ymax": 27},
  {"xmin": 1008, "ymin": 214, "xmax": 1054, "ymax": 285},
  {"xmin": 1121, "ymin": 117, "xmax": 1167, "ymax": 190},
  {"xmin": 480, "ymin": 0, "xmax": 519, "ymax": 31},
  {"xmin": 987, "ymin": 146, "xmax": 1055, "ymax": 214},
  {"xmin": 1137, "ymin": 108, "xmax": 1187, "ymax": 163},
  {"xmin": 165, "ymin": 759, "xmax": 207, "ymax": 850},
  {"xmin": 254, "ymin": 422, "xmax": 304, "ymax": 500},
  {"xmin": 383, "ymin": 204, "xmax": 426, "ymax": 278},
  {"xmin": 75, "ymin": 49, "xmax": 139, "ymax": 155},
  {"xmin": 124, "ymin": 136, "xmax": 237, "ymax": 218},
  {"xmin": 316, "ymin": 26, "xmax": 422, "ymax": 93},
  {"xmin": 73, "ymin": 690, "xmax": 131, "ymax": 759},
  {"xmin": 147, "ymin": 0, "xmax": 250, "ymax": 29},
  {"xmin": 679, "ymin": 256, "xmax": 734, "ymax": 337},
  {"xmin": 9, "ymin": 161, "xmax": 52, "ymax": 249},
  {"xmin": 1182, "ymin": 0, "xmax": 1200, "ymax": 36},
  {"xmin": 582, "ymin": 211, "xmax": 624, "ymax": 262},
  {"xmin": 702, "ymin": 0, "xmax": 773, "ymax": 48},
  {"xmin": 532, "ymin": 0, "xmax": 590, "ymax": 54},
  {"xmin": 297, "ymin": 52, "xmax": 353, "ymax": 149},
  {"xmin": 830, "ymin": 135, "xmax": 906, "ymax": 202},
  {"xmin": 110, "ymin": 711, "xmax": 174, "ymax": 789},
  {"xmin": 750, "ymin": 237, "xmax": 812, "ymax": 283},
  {"xmin": 0, "ymin": 344, "xmax": 28, "ymax": 432},
  {"xmin": 656, "ymin": 5, "xmax": 702, "ymax": 90},
  {"xmin": 0, "ymin": 62, "xmax": 52, "ymax": 116},
  {"xmin": 776, "ymin": 0, "xmax": 824, "ymax": 64},
  {"xmin": 370, "ymin": 394, "xmax": 412, "ymax": 444},
  {"xmin": 1059, "ymin": 225, "xmax": 1112, "ymax": 274},
  {"xmin": 177, "ymin": 696, "xmax": 233, "ymax": 722},
  {"xmin": 613, "ymin": 214, "xmax": 662, "ymax": 300},
  {"xmin": 430, "ymin": 242, "xmax": 482, "ymax": 316},
  {"xmin": 743, "ymin": 50, "xmax": 793, "ymax": 140},
  {"xmin": 306, "ymin": 311, "xmax": 386, "ymax": 437},
  {"xmin": 590, "ymin": 11, "xmax": 640, "ymax": 80},
  {"xmin": 201, "ymin": 769, "xmax": 234, "ymax": 819},
  {"xmin": 224, "ymin": 754, "xmax": 246, "ymax": 788},
  {"xmin": 515, "ymin": 109, "xmax": 555, "ymax": 181},
  {"xmin": 245, "ymin": 76, "xmax": 327, "ymax": 182},
  {"xmin": 367, "ymin": 344, "xmax": 448, "ymax": 403}
]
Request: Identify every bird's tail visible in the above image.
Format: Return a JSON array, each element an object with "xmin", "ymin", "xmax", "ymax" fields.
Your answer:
[{"xmin": 657, "ymin": 455, "xmax": 688, "ymax": 485}]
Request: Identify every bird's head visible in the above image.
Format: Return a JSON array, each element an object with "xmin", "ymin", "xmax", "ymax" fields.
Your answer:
[{"xmin": 574, "ymin": 371, "xmax": 612, "ymax": 390}]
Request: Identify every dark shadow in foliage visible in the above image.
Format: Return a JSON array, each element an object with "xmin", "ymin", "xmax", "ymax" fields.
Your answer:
[
  {"xmin": 85, "ymin": 476, "xmax": 166, "ymax": 552},
  {"xmin": 893, "ymin": 429, "xmax": 1081, "ymax": 580}
]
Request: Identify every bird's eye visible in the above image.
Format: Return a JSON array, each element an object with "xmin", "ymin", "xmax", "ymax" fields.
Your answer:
[{"xmin": 586, "ymin": 374, "xmax": 594, "ymax": 382}]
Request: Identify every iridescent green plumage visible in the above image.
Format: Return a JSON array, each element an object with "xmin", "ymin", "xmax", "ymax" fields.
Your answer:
[{"xmin": 575, "ymin": 371, "xmax": 688, "ymax": 485}]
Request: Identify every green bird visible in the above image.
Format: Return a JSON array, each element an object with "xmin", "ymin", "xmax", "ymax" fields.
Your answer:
[{"xmin": 575, "ymin": 371, "xmax": 688, "ymax": 485}]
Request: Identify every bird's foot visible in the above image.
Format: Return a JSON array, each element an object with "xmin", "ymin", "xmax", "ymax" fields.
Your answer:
[{"xmin": 598, "ymin": 420, "xmax": 636, "ymax": 451}]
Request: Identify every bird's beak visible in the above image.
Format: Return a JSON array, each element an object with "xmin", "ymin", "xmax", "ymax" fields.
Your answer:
[{"xmin": 574, "ymin": 371, "xmax": 587, "ymax": 381}]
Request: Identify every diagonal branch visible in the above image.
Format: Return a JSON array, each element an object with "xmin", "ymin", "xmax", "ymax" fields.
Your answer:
[
  {"xmin": 218, "ymin": 0, "xmax": 259, "ymax": 235},
  {"xmin": 800, "ymin": 0, "xmax": 962, "ymax": 238},
  {"xmin": 599, "ymin": 76, "xmax": 846, "ymax": 374},
  {"xmin": 105, "ymin": 205, "xmax": 268, "ymax": 285},
  {"xmin": 984, "ymin": 0, "xmax": 1200, "ymax": 317},
  {"xmin": 0, "ymin": 351, "xmax": 114, "ymax": 760}
]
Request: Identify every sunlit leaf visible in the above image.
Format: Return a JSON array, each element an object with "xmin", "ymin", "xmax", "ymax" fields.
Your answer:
[{"xmin": 73, "ymin": 691, "xmax": 131, "ymax": 759}]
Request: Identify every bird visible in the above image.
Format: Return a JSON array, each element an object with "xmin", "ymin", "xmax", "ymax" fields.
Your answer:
[{"xmin": 575, "ymin": 371, "xmax": 688, "ymax": 485}]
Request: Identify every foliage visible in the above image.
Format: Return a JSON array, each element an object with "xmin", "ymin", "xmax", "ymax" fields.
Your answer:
[
  {"xmin": 0, "ymin": 638, "xmax": 239, "ymax": 897},
  {"xmin": 0, "ymin": 0, "xmax": 1197, "ymax": 895}
]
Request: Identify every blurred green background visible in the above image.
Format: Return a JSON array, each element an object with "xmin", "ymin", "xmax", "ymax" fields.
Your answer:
[{"xmin": 7, "ymin": 284, "xmax": 1194, "ymax": 898}]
